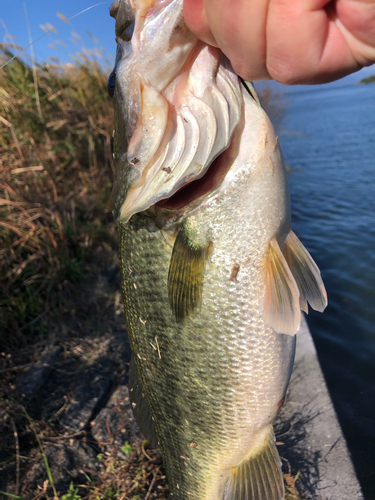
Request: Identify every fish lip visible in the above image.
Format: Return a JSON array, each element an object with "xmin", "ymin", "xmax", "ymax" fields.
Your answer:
[{"xmin": 115, "ymin": 37, "xmax": 132, "ymax": 66}]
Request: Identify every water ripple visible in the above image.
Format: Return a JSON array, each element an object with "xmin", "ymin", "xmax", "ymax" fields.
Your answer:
[{"xmin": 280, "ymin": 83, "xmax": 375, "ymax": 496}]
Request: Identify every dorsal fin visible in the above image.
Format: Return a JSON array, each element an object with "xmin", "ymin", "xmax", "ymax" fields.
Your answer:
[
  {"xmin": 283, "ymin": 230, "xmax": 327, "ymax": 313},
  {"xmin": 263, "ymin": 237, "xmax": 301, "ymax": 335},
  {"xmin": 168, "ymin": 224, "xmax": 210, "ymax": 322}
]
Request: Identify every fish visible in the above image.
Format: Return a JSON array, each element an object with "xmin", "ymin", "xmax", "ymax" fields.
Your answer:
[{"xmin": 108, "ymin": 0, "xmax": 327, "ymax": 499}]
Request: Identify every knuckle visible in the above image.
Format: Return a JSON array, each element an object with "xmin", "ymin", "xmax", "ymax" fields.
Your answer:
[
  {"xmin": 231, "ymin": 58, "xmax": 253, "ymax": 81},
  {"xmin": 231, "ymin": 57, "xmax": 269, "ymax": 82},
  {"xmin": 267, "ymin": 58, "xmax": 303, "ymax": 85}
]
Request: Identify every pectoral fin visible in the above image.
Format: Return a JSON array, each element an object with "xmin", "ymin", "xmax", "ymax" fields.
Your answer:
[
  {"xmin": 264, "ymin": 237, "xmax": 301, "ymax": 335},
  {"xmin": 168, "ymin": 225, "xmax": 210, "ymax": 322},
  {"xmin": 284, "ymin": 230, "xmax": 327, "ymax": 313},
  {"xmin": 225, "ymin": 425, "xmax": 284, "ymax": 500}
]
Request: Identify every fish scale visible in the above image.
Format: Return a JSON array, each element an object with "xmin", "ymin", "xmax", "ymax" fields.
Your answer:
[{"xmin": 117, "ymin": 164, "xmax": 296, "ymax": 498}]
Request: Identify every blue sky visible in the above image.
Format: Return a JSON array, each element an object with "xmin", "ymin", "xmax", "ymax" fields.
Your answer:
[
  {"xmin": 1, "ymin": 0, "xmax": 374, "ymax": 89},
  {"xmin": 1, "ymin": 0, "xmax": 116, "ymax": 68}
]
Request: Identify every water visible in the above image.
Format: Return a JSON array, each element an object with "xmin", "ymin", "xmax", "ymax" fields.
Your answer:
[{"xmin": 278, "ymin": 84, "xmax": 375, "ymax": 498}]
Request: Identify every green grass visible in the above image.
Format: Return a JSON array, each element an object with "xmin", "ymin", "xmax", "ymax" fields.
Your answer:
[
  {"xmin": 0, "ymin": 493, "xmax": 29, "ymax": 500},
  {"xmin": 21, "ymin": 405, "xmax": 58, "ymax": 498},
  {"xmin": 62, "ymin": 483, "xmax": 82, "ymax": 500}
]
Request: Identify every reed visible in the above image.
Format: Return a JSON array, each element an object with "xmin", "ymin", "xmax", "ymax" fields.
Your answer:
[{"xmin": 0, "ymin": 48, "xmax": 115, "ymax": 346}]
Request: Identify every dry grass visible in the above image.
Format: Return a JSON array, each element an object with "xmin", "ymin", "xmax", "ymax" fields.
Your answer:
[
  {"xmin": 0, "ymin": 47, "xmax": 115, "ymax": 347},
  {"xmin": 83, "ymin": 438, "xmax": 168, "ymax": 500}
]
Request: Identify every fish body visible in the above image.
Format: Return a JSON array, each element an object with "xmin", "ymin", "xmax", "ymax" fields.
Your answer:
[{"xmin": 109, "ymin": 1, "xmax": 327, "ymax": 499}]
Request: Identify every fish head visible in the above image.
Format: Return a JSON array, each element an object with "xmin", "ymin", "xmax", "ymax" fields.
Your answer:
[{"xmin": 109, "ymin": 0, "xmax": 243, "ymax": 223}]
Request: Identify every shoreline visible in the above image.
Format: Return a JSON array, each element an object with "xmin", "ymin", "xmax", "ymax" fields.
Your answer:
[{"xmin": 276, "ymin": 315, "xmax": 364, "ymax": 499}]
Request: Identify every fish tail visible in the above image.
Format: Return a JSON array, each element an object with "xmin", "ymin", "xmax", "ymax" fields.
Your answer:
[{"xmin": 224, "ymin": 425, "xmax": 284, "ymax": 500}]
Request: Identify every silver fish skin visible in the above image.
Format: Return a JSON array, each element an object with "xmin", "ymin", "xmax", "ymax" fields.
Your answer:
[{"xmin": 109, "ymin": 1, "xmax": 327, "ymax": 499}]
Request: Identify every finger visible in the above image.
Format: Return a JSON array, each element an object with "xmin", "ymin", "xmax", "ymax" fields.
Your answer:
[
  {"xmin": 202, "ymin": 0, "xmax": 271, "ymax": 80},
  {"xmin": 337, "ymin": 0, "xmax": 375, "ymax": 47},
  {"xmin": 183, "ymin": 0, "xmax": 218, "ymax": 47},
  {"xmin": 336, "ymin": 0, "xmax": 375, "ymax": 65},
  {"xmin": 266, "ymin": 0, "xmax": 363, "ymax": 84}
]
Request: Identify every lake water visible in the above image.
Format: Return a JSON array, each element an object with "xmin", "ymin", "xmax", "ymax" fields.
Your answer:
[{"xmin": 278, "ymin": 83, "xmax": 375, "ymax": 498}]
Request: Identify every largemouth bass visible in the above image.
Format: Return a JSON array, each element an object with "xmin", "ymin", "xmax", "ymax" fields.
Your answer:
[{"xmin": 109, "ymin": 1, "xmax": 327, "ymax": 499}]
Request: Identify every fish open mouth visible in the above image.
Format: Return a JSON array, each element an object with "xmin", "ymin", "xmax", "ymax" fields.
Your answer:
[
  {"xmin": 155, "ymin": 81, "xmax": 256, "ymax": 212},
  {"xmin": 155, "ymin": 134, "xmax": 239, "ymax": 211}
]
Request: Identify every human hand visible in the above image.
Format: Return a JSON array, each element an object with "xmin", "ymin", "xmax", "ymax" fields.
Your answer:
[{"xmin": 183, "ymin": 0, "xmax": 375, "ymax": 84}]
